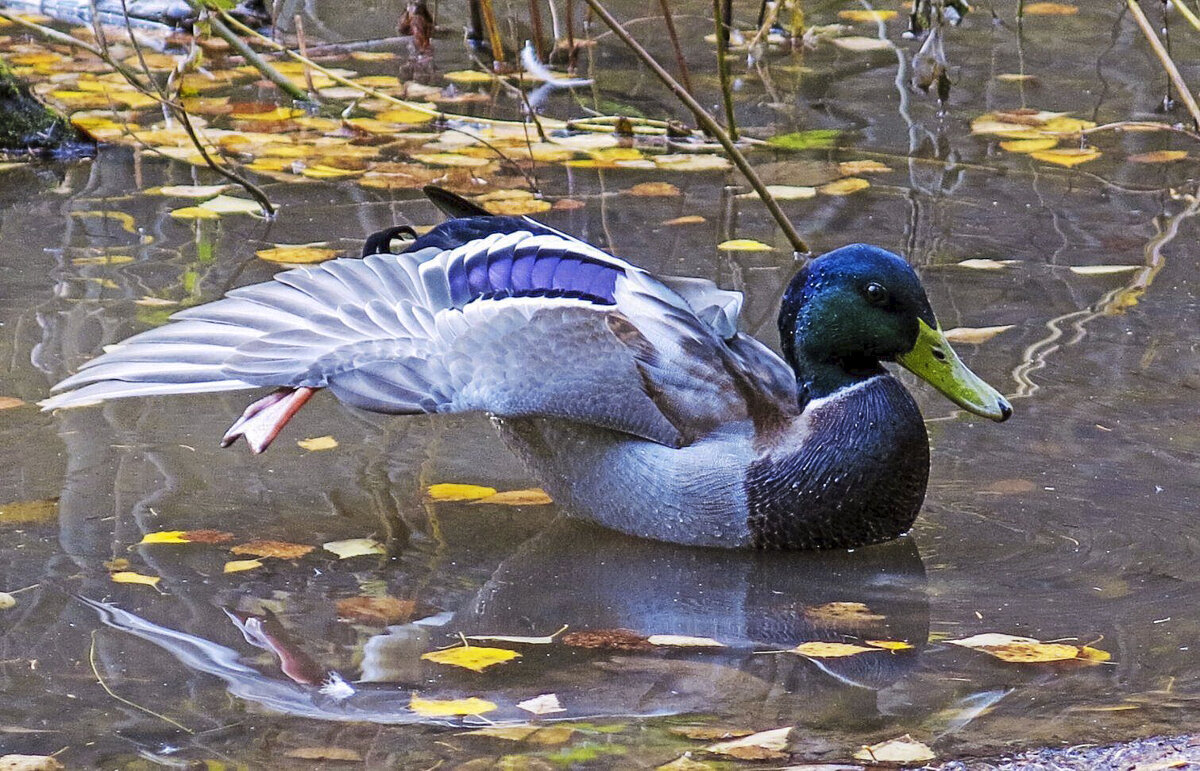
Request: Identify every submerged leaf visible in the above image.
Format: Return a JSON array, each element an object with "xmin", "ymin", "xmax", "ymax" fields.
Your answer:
[
  {"xmin": 110, "ymin": 571, "xmax": 161, "ymax": 587},
  {"xmin": 717, "ymin": 239, "xmax": 773, "ymax": 252},
  {"xmin": 336, "ymin": 596, "xmax": 417, "ymax": 624},
  {"xmin": 297, "ymin": 435, "xmax": 339, "ymax": 450},
  {"xmin": 562, "ymin": 628, "xmax": 652, "ymax": 650},
  {"xmin": 256, "ymin": 246, "xmax": 340, "ymax": 265},
  {"xmin": 422, "ymin": 645, "xmax": 521, "ymax": 672},
  {"xmin": 818, "ymin": 177, "xmax": 870, "ymax": 195},
  {"xmin": 838, "ymin": 9, "xmax": 897, "ymax": 22},
  {"xmin": 1127, "ymin": 150, "xmax": 1188, "ymax": 163},
  {"xmin": 0, "ymin": 499, "xmax": 59, "ymax": 526},
  {"xmin": 663, "ymin": 215, "xmax": 706, "ymax": 225},
  {"xmin": 627, "ymin": 182, "xmax": 681, "ymax": 197},
  {"xmin": 1068, "ymin": 265, "xmax": 1140, "ymax": 276},
  {"xmin": 467, "ymin": 724, "xmax": 576, "ymax": 744},
  {"xmin": 323, "ymin": 538, "xmax": 387, "ymax": 558},
  {"xmin": 854, "ymin": 734, "xmax": 935, "ymax": 763},
  {"xmin": 0, "ymin": 592, "xmax": 17, "ymax": 610},
  {"xmin": 767, "ymin": 129, "xmax": 840, "ymax": 151},
  {"xmin": 149, "ymin": 184, "xmax": 233, "ymax": 197},
  {"xmin": 231, "ymin": 540, "xmax": 315, "ymax": 559},
  {"xmin": 830, "ymin": 36, "xmax": 893, "ymax": 52},
  {"xmin": 223, "ymin": 559, "xmax": 263, "ymax": 573},
  {"xmin": 198, "ymin": 195, "xmax": 266, "ymax": 214},
  {"xmin": 792, "ymin": 641, "xmax": 879, "ymax": 658},
  {"xmin": 283, "ymin": 747, "xmax": 363, "ymax": 761}
]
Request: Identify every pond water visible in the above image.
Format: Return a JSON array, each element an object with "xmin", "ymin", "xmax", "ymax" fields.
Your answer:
[{"xmin": 1, "ymin": 0, "xmax": 1198, "ymax": 767}]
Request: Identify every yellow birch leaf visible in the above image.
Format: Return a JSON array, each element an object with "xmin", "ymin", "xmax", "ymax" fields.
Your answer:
[
  {"xmin": 792, "ymin": 641, "xmax": 878, "ymax": 658},
  {"xmin": 223, "ymin": 559, "xmax": 263, "ymax": 573},
  {"xmin": 706, "ymin": 727, "xmax": 791, "ymax": 760},
  {"xmin": 1000, "ymin": 138, "xmax": 1059, "ymax": 153},
  {"xmin": 443, "ymin": 70, "xmax": 495, "ymax": 84},
  {"xmin": 297, "ymin": 435, "xmax": 338, "ymax": 451},
  {"xmin": 717, "ymin": 239, "xmax": 773, "ymax": 251},
  {"xmin": 483, "ymin": 198, "xmax": 552, "ymax": 216},
  {"xmin": 943, "ymin": 325, "xmax": 1015, "ymax": 344},
  {"xmin": 997, "ymin": 73, "xmax": 1037, "ymax": 82},
  {"xmin": 410, "ymin": 694, "xmax": 498, "ymax": 716},
  {"xmin": 819, "ymin": 177, "xmax": 870, "ymax": 195},
  {"xmin": 70, "ymin": 210, "xmax": 137, "ymax": 233},
  {"xmin": 300, "ymin": 165, "xmax": 366, "ymax": 179},
  {"xmin": 375, "ymin": 107, "xmax": 436, "ymax": 124},
  {"xmin": 854, "ymin": 735, "xmax": 935, "ymax": 763},
  {"xmin": 831, "ymin": 36, "xmax": 893, "ymax": 52},
  {"xmin": 422, "ymin": 645, "xmax": 521, "ymax": 672},
  {"xmin": 1042, "ymin": 116, "xmax": 1096, "ymax": 133},
  {"xmin": 866, "ymin": 640, "xmax": 916, "ymax": 651},
  {"xmin": 427, "ymin": 483, "xmax": 498, "ymax": 501},
  {"xmin": 72, "ymin": 255, "xmax": 135, "ymax": 266},
  {"xmin": 838, "ymin": 159, "xmax": 891, "ymax": 175},
  {"xmin": 355, "ymin": 75, "xmax": 403, "ymax": 88},
  {"xmin": 256, "ymin": 246, "xmax": 339, "ymax": 264},
  {"xmin": 1128, "ymin": 150, "xmax": 1188, "ymax": 163},
  {"xmin": 741, "ymin": 184, "xmax": 816, "ymax": 201},
  {"xmin": 169, "ymin": 206, "xmax": 221, "ymax": 220},
  {"xmin": 627, "ymin": 182, "xmax": 681, "ymax": 197},
  {"xmin": 468, "ymin": 724, "xmax": 576, "ymax": 744},
  {"xmin": 588, "ymin": 147, "xmax": 644, "ymax": 162},
  {"xmin": 654, "ymin": 154, "xmax": 731, "ymax": 171},
  {"xmin": 838, "ymin": 9, "xmax": 897, "ymax": 21},
  {"xmin": 111, "ymin": 571, "xmax": 161, "ymax": 587},
  {"xmin": 323, "ymin": 538, "xmax": 387, "ymax": 558},
  {"xmin": 1029, "ymin": 147, "xmax": 1101, "ymax": 167},
  {"xmin": 472, "ymin": 488, "xmax": 554, "ymax": 505},
  {"xmin": 139, "ymin": 531, "xmax": 190, "ymax": 544},
  {"xmin": 664, "ymin": 215, "xmax": 706, "ymax": 225},
  {"xmin": 411, "ymin": 153, "xmax": 492, "ymax": 167},
  {"xmin": 1078, "ymin": 646, "xmax": 1112, "ymax": 663},
  {"xmin": 946, "ymin": 632, "xmax": 1107, "ymax": 663},
  {"xmin": 344, "ymin": 117, "xmax": 402, "ymax": 134}
]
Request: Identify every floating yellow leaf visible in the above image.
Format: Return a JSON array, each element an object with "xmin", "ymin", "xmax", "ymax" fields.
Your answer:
[
  {"xmin": 139, "ymin": 530, "xmax": 232, "ymax": 544},
  {"xmin": 0, "ymin": 396, "xmax": 26, "ymax": 410},
  {"xmin": 411, "ymin": 153, "xmax": 492, "ymax": 167},
  {"xmin": 443, "ymin": 70, "xmax": 495, "ymax": 84},
  {"xmin": 300, "ymin": 165, "xmax": 366, "ymax": 179},
  {"xmin": 831, "ymin": 36, "xmax": 893, "ymax": 52},
  {"xmin": 792, "ymin": 641, "xmax": 879, "ymax": 658},
  {"xmin": 706, "ymin": 727, "xmax": 791, "ymax": 760},
  {"xmin": 997, "ymin": 73, "xmax": 1037, "ymax": 82},
  {"xmin": 838, "ymin": 9, "xmax": 897, "ymax": 22},
  {"xmin": 1042, "ymin": 116, "xmax": 1096, "ymax": 134},
  {"xmin": 410, "ymin": 694, "xmax": 498, "ymax": 716},
  {"xmin": 647, "ymin": 634, "xmax": 725, "ymax": 648},
  {"xmin": 664, "ymin": 215, "xmax": 705, "ymax": 225},
  {"xmin": 472, "ymin": 488, "xmax": 554, "ymax": 505},
  {"xmin": 866, "ymin": 640, "xmax": 915, "ymax": 651},
  {"xmin": 819, "ymin": 177, "xmax": 870, "ymax": 195},
  {"xmin": 375, "ymin": 107, "xmax": 436, "ymax": 124},
  {"xmin": 198, "ymin": 195, "xmax": 264, "ymax": 215},
  {"xmin": 717, "ymin": 239, "xmax": 773, "ymax": 251},
  {"xmin": 231, "ymin": 540, "xmax": 315, "ymax": 559},
  {"xmin": 1029, "ymin": 147, "xmax": 1101, "ymax": 167},
  {"xmin": 483, "ymin": 197, "xmax": 552, "ymax": 216},
  {"xmin": 223, "ymin": 559, "xmax": 263, "ymax": 573},
  {"xmin": 1068, "ymin": 265, "xmax": 1140, "ymax": 276},
  {"xmin": 344, "ymin": 117, "xmax": 402, "ymax": 134},
  {"xmin": 169, "ymin": 206, "xmax": 221, "ymax": 220},
  {"xmin": 230, "ymin": 106, "xmax": 304, "ymax": 121},
  {"xmin": 71, "ymin": 255, "xmax": 134, "ymax": 266},
  {"xmin": 1128, "ymin": 150, "xmax": 1188, "ymax": 163},
  {"xmin": 427, "ymin": 483, "xmax": 498, "ymax": 501},
  {"xmin": 323, "ymin": 537, "xmax": 387, "ymax": 558},
  {"xmin": 297, "ymin": 435, "xmax": 338, "ymax": 450},
  {"xmin": 1000, "ymin": 138, "xmax": 1059, "ymax": 153},
  {"xmin": 422, "ymin": 645, "xmax": 521, "ymax": 672},
  {"xmin": 0, "ymin": 498, "xmax": 59, "ymax": 526},
  {"xmin": 71, "ymin": 210, "xmax": 137, "ymax": 233},
  {"xmin": 946, "ymin": 632, "xmax": 1108, "ymax": 663},
  {"xmin": 742, "ymin": 184, "xmax": 816, "ymax": 201},
  {"xmin": 943, "ymin": 325, "xmax": 1015, "ymax": 344},
  {"xmin": 351, "ymin": 51, "xmax": 398, "ymax": 62},
  {"xmin": 355, "ymin": 75, "xmax": 402, "ymax": 88},
  {"xmin": 284, "ymin": 747, "xmax": 363, "ymax": 761},
  {"xmin": 804, "ymin": 601, "xmax": 885, "ymax": 623},
  {"xmin": 110, "ymin": 571, "xmax": 161, "ymax": 587},
  {"xmin": 854, "ymin": 735, "xmax": 935, "ymax": 763},
  {"xmin": 1022, "ymin": 2, "xmax": 1078, "ymax": 14},
  {"xmin": 256, "ymin": 246, "xmax": 339, "ymax": 264}
]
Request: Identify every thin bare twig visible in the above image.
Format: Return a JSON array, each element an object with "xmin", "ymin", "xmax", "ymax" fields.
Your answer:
[
  {"xmin": 657, "ymin": 0, "xmax": 693, "ymax": 95},
  {"xmin": 89, "ymin": 632, "xmax": 194, "ymax": 734},
  {"xmin": 581, "ymin": 0, "xmax": 809, "ymax": 255},
  {"xmin": 712, "ymin": 0, "xmax": 738, "ymax": 140},
  {"xmin": 1126, "ymin": 0, "xmax": 1200, "ymax": 131}
]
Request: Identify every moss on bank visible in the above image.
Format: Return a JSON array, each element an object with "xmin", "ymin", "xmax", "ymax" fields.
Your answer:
[{"xmin": 0, "ymin": 57, "xmax": 93, "ymax": 156}]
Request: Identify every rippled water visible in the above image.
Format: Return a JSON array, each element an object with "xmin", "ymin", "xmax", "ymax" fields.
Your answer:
[{"xmin": 1, "ymin": 0, "xmax": 1198, "ymax": 766}]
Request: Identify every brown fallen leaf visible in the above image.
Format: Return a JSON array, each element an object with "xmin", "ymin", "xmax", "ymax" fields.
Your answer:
[
  {"xmin": 230, "ymin": 540, "xmax": 315, "ymax": 560},
  {"xmin": 553, "ymin": 198, "xmax": 587, "ymax": 210},
  {"xmin": 663, "ymin": 215, "xmax": 706, "ymax": 225},
  {"xmin": 0, "ymin": 397, "xmax": 26, "ymax": 410},
  {"xmin": 336, "ymin": 596, "xmax": 417, "ymax": 625},
  {"xmin": 838, "ymin": 160, "xmax": 892, "ymax": 175},
  {"xmin": 283, "ymin": 746, "xmax": 363, "ymax": 761},
  {"xmin": 561, "ymin": 628, "xmax": 652, "ymax": 651},
  {"xmin": 1127, "ymin": 151, "xmax": 1188, "ymax": 164},
  {"xmin": 0, "ymin": 499, "xmax": 59, "ymax": 526},
  {"xmin": 804, "ymin": 601, "xmax": 885, "ymax": 624}
]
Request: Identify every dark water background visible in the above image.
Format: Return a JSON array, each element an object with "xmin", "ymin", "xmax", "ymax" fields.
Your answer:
[{"xmin": 1, "ymin": 0, "xmax": 1198, "ymax": 766}]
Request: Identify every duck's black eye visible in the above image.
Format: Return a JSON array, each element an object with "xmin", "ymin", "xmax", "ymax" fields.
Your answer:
[{"xmin": 863, "ymin": 282, "xmax": 890, "ymax": 306}]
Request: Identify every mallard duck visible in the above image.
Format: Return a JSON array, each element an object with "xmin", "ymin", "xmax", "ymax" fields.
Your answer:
[{"xmin": 42, "ymin": 186, "xmax": 1011, "ymax": 549}]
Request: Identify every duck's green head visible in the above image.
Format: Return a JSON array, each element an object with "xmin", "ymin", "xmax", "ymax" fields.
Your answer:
[{"xmin": 779, "ymin": 244, "xmax": 1012, "ymax": 421}]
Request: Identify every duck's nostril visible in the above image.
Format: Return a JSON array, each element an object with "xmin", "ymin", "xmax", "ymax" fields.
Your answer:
[
  {"xmin": 998, "ymin": 399, "xmax": 1013, "ymax": 421},
  {"xmin": 931, "ymin": 348, "xmax": 947, "ymax": 362}
]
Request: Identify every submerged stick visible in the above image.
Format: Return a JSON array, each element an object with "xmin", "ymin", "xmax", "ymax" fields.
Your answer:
[
  {"xmin": 1126, "ymin": 0, "xmax": 1200, "ymax": 131},
  {"xmin": 581, "ymin": 0, "xmax": 809, "ymax": 255}
]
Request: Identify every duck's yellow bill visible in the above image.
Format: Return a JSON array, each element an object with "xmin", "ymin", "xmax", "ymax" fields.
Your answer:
[{"xmin": 896, "ymin": 320, "xmax": 1013, "ymax": 422}]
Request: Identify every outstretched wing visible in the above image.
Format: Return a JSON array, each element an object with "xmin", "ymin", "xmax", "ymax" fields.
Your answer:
[{"xmin": 44, "ymin": 220, "xmax": 787, "ymax": 447}]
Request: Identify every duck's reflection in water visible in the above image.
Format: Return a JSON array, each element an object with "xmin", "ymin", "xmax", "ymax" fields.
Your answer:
[{"xmin": 83, "ymin": 520, "xmax": 928, "ymax": 726}]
